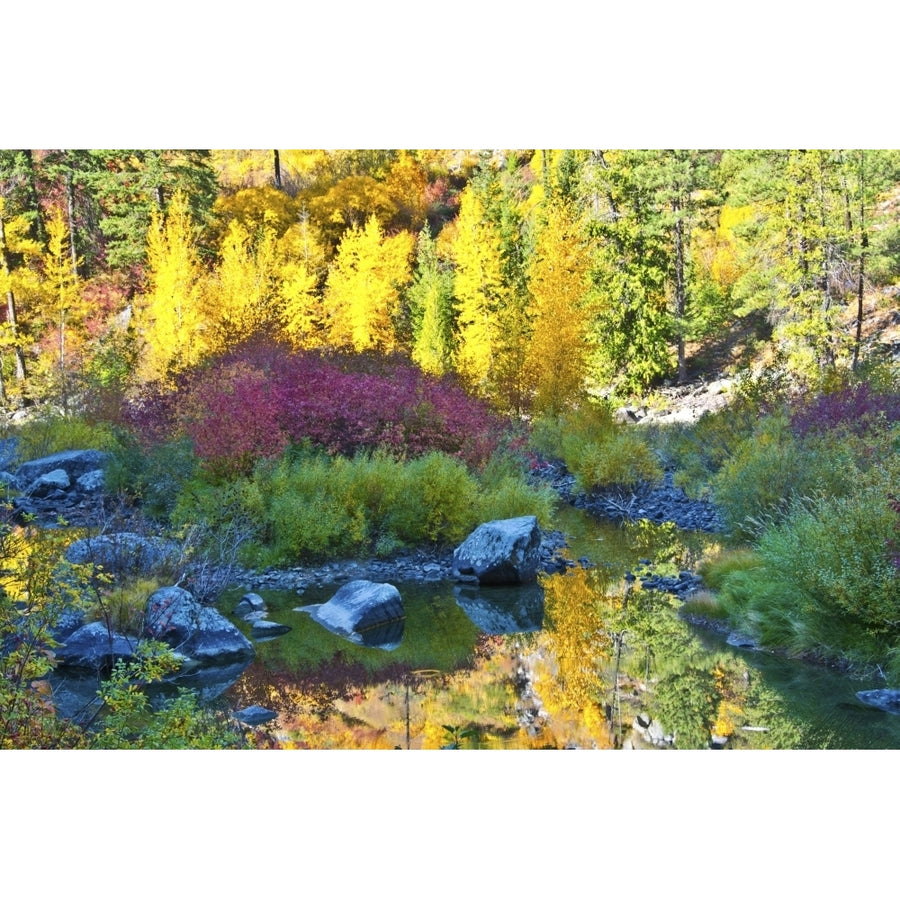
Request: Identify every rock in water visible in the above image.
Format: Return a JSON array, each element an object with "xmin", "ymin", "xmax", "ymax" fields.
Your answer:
[
  {"xmin": 452, "ymin": 516, "xmax": 542, "ymax": 585},
  {"xmin": 856, "ymin": 689, "xmax": 900, "ymax": 714},
  {"xmin": 301, "ymin": 580, "xmax": 404, "ymax": 646},
  {"xmin": 144, "ymin": 585, "xmax": 254, "ymax": 664}
]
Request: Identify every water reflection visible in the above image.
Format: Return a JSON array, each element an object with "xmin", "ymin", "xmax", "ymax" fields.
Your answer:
[
  {"xmin": 454, "ymin": 583, "xmax": 544, "ymax": 634},
  {"xmin": 214, "ymin": 514, "xmax": 900, "ymax": 749},
  {"xmin": 355, "ymin": 617, "xmax": 405, "ymax": 650}
]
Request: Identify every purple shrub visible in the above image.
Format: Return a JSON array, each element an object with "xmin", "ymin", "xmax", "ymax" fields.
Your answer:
[
  {"xmin": 790, "ymin": 382, "xmax": 900, "ymax": 439},
  {"xmin": 123, "ymin": 341, "xmax": 505, "ymax": 475}
]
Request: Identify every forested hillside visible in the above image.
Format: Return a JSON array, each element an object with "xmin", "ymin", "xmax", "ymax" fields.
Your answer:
[{"xmin": 1, "ymin": 149, "xmax": 898, "ymax": 415}]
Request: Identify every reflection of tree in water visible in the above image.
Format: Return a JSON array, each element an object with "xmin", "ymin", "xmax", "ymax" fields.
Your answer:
[
  {"xmin": 541, "ymin": 566, "xmax": 813, "ymax": 749},
  {"xmin": 538, "ymin": 567, "xmax": 617, "ymax": 746}
]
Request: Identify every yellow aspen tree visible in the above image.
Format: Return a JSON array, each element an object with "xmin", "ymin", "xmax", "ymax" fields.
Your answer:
[
  {"xmin": 451, "ymin": 185, "xmax": 506, "ymax": 393},
  {"xmin": 42, "ymin": 207, "xmax": 87, "ymax": 408},
  {"xmin": 208, "ymin": 218, "xmax": 281, "ymax": 348},
  {"xmin": 323, "ymin": 215, "xmax": 413, "ymax": 352},
  {"xmin": 136, "ymin": 189, "xmax": 207, "ymax": 383},
  {"xmin": 524, "ymin": 201, "xmax": 593, "ymax": 415},
  {"xmin": 279, "ymin": 258, "xmax": 323, "ymax": 348},
  {"xmin": 0, "ymin": 201, "xmax": 37, "ymax": 396},
  {"xmin": 278, "ymin": 209, "xmax": 328, "ymax": 348},
  {"xmin": 384, "ymin": 150, "xmax": 429, "ymax": 230}
]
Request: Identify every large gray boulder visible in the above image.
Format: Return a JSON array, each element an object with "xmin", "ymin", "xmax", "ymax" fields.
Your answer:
[
  {"xmin": 452, "ymin": 516, "xmax": 542, "ymax": 585},
  {"xmin": 145, "ymin": 585, "xmax": 254, "ymax": 664},
  {"xmin": 300, "ymin": 580, "xmax": 405, "ymax": 647},
  {"xmin": 28, "ymin": 468, "xmax": 71, "ymax": 498},
  {"xmin": 56, "ymin": 621, "xmax": 139, "ymax": 670},
  {"xmin": 66, "ymin": 532, "xmax": 182, "ymax": 576},
  {"xmin": 14, "ymin": 449, "xmax": 111, "ymax": 485}
]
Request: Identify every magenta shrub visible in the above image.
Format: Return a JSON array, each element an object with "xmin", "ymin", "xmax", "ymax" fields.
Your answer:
[
  {"xmin": 790, "ymin": 383, "xmax": 900, "ymax": 439},
  {"xmin": 124, "ymin": 342, "xmax": 504, "ymax": 476}
]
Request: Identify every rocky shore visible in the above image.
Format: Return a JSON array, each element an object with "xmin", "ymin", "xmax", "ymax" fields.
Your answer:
[{"xmin": 533, "ymin": 459, "xmax": 724, "ymax": 533}]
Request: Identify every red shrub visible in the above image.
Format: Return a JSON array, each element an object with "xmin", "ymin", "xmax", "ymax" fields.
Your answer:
[{"xmin": 123, "ymin": 341, "xmax": 505, "ymax": 474}]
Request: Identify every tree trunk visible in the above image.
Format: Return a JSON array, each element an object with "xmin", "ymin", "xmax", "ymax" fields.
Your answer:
[
  {"xmin": 21, "ymin": 149, "xmax": 46, "ymax": 245},
  {"xmin": 0, "ymin": 213, "xmax": 28, "ymax": 383},
  {"xmin": 66, "ymin": 171, "xmax": 79, "ymax": 278},
  {"xmin": 672, "ymin": 196, "xmax": 687, "ymax": 383},
  {"xmin": 273, "ymin": 150, "xmax": 282, "ymax": 191}
]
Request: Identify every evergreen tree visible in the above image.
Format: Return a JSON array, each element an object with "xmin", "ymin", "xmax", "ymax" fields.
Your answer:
[
  {"xmin": 85, "ymin": 150, "xmax": 218, "ymax": 272},
  {"xmin": 581, "ymin": 150, "xmax": 673, "ymax": 392}
]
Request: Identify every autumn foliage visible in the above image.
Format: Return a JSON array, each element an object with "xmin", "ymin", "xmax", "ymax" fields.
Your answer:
[{"xmin": 124, "ymin": 341, "xmax": 505, "ymax": 478}]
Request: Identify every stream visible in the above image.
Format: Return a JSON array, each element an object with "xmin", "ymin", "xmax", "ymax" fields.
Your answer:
[{"xmin": 214, "ymin": 503, "xmax": 900, "ymax": 749}]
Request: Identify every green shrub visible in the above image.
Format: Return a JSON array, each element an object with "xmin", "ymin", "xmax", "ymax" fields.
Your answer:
[
  {"xmin": 89, "ymin": 577, "xmax": 162, "ymax": 636},
  {"xmin": 714, "ymin": 487, "xmax": 900, "ymax": 669},
  {"xmin": 11, "ymin": 412, "xmax": 123, "ymax": 462},
  {"xmin": 531, "ymin": 402, "xmax": 662, "ymax": 491},
  {"xmin": 698, "ymin": 548, "xmax": 763, "ymax": 590},
  {"xmin": 711, "ymin": 414, "xmax": 857, "ymax": 539},
  {"xmin": 388, "ymin": 452, "xmax": 479, "ymax": 545},
  {"xmin": 652, "ymin": 403, "xmax": 759, "ymax": 498},
  {"xmin": 476, "ymin": 474, "xmax": 556, "ymax": 526},
  {"xmin": 105, "ymin": 436, "xmax": 198, "ymax": 521},
  {"xmin": 184, "ymin": 443, "xmax": 557, "ymax": 567},
  {"xmin": 756, "ymin": 489, "xmax": 900, "ymax": 637}
]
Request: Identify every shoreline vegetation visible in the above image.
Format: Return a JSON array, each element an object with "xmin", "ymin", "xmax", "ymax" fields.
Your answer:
[{"xmin": 0, "ymin": 149, "xmax": 898, "ymax": 748}]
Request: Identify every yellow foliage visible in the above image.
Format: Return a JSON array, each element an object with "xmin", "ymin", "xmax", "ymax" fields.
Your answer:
[
  {"xmin": 135, "ymin": 190, "xmax": 208, "ymax": 383},
  {"xmin": 279, "ymin": 258, "xmax": 323, "ymax": 349},
  {"xmin": 41, "ymin": 208, "xmax": 88, "ymax": 376},
  {"xmin": 451, "ymin": 187, "xmax": 507, "ymax": 390},
  {"xmin": 695, "ymin": 204, "xmax": 756, "ymax": 290},
  {"xmin": 384, "ymin": 151, "xmax": 429, "ymax": 229},
  {"xmin": 211, "ymin": 185, "xmax": 300, "ymax": 243},
  {"xmin": 525, "ymin": 202, "xmax": 592, "ymax": 414},
  {"xmin": 307, "ymin": 175, "xmax": 398, "ymax": 251},
  {"xmin": 206, "ymin": 218, "xmax": 281, "ymax": 347},
  {"xmin": 323, "ymin": 216, "xmax": 413, "ymax": 352}
]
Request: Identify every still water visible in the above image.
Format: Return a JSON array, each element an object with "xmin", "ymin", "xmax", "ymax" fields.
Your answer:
[{"xmin": 218, "ymin": 507, "xmax": 900, "ymax": 749}]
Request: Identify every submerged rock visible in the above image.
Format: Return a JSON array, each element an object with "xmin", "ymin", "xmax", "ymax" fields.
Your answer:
[
  {"xmin": 251, "ymin": 620, "xmax": 292, "ymax": 639},
  {"xmin": 234, "ymin": 705, "xmax": 278, "ymax": 725},
  {"xmin": 454, "ymin": 583, "xmax": 545, "ymax": 634},
  {"xmin": 856, "ymin": 689, "xmax": 900, "ymax": 714},
  {"xmin": 452, "ymin": 516, "xmax": 542, "ymax": 585}
]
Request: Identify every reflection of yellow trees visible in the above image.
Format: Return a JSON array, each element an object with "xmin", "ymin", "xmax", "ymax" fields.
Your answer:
[{"xmin": 537, "ymin": 568, "xmax": 618, "ymax": 747}]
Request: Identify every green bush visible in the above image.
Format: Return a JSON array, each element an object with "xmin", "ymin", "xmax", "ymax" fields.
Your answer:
[
  {"xmin": 756, "ymin": 489, "xmax": 900, "ymax": 637},
  {"xmin": 214, "ymin": 445, "xmax": 556, "ymax": 566},
  {"xmin": 531, "ymin": 402, "xmax": 662, "ymax": 491},
  {"xmin": 10, "ymin": 412, "xmax": 123, "ymax": 463},
  {"xmin": 387, "ymin": 452, "xmax": 479, "ymax": 545},
  {"xmin": 651, "ymin": 403, "xmax": 759, "ymax": 498},
  {"xmin": 105, "ymin": 436, "xmax": 198, "ymax": 521},
  {"xmin": 711, "ymin": 414, "xmax": 856, "ymax": 539},
  {"xmin": 714, "ymin": 487, "xmax": 900, "ymax": 672}
]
